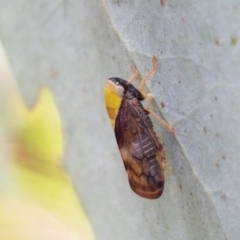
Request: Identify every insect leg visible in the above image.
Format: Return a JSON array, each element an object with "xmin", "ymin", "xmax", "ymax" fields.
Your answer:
[
  {"xmin": 135, "ymin": 56, "xmax": 174, "ymax": 133},
  {"xmin": 128, "ymin": 65, "xmax": 139, "ymax": 83},
  {"xmin": 138, "ymin": 55, "xmax": 157, "ymax": 91},
  {"xmin": 136, "ymin": 55, "xmax": 157, "ymax": 99},
  {"xmin": 144, "ymin": 106, "xmax": 175, "ymax": 133},
  {"xmin": 129, "ymin": 55, "xmax": 157, "ymax": 87}
]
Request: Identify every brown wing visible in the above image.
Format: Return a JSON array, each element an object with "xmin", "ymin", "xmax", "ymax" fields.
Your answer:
[{"xmin": 115, "ymin": 97, "xmax": 165, "ymax": 199}]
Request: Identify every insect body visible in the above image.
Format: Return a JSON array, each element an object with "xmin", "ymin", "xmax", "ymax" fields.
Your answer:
[{"xmin": 104, "ymin": 57, "xmax": 171, "ymax": 199}]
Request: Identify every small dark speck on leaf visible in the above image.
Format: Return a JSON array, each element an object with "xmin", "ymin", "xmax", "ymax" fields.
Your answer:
[
  {"xmin": 222, "ymin": 155, "xmax": 226, "ymax": 160},
  {"xmin": 49, "ymin": 68, "xmax": 57, "ymax": 78},
  {"xmin": 179, "ymin": 184, "xmax": 182, "ymax": 190},
  {"xmin": 221, "ymin": 194, "xmax": 227, "ymax": 200},
  {"xmin": 160, "ymin": 0, "xmax": 164, "ymax": 6},
  {"xmin": 112, "ymin": 55, "xmax": 115, "ymax": 60},
  {"xmin": 115, "ymin": 0, "xmax": 121, "ymax": 6},
  {"xmin": 203, "ymin": 126, "xmax": 207, "ymax": 134},
  {"xmin": 215, "ymin": 162, "xmax": 220, "ymax": 168},
  {"xmin": 215, "ymin": 39, "xmax": 220, "ymax": 46},
  {"xmin": 190, "ymin": 192, "xmax": 193, "ymax": 196},
  {"xmin": 179, "ymin": 80, "xmax": 181, "ymax": 84},
  {"xmin": 214, "ymin": 96, "xmax": 218, "ymax": 101},
  {"xmin": 161, "ymin": 102, "xmax": 165, "ymax": 108},
  {"xmin": 210, "ymin": 114, "xmax": 213, "ymax": 118},
  {"xmin": 231, "ymin": 36, "xmax": 238, "ymax": 46}
]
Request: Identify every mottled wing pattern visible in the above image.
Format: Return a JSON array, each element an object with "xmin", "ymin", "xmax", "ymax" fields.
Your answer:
[{"xmin": 115, "ymin": 97, "xmax": 165, "ymax": 199}]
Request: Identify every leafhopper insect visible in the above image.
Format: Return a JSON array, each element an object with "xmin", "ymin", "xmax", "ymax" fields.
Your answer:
[{"xmin": 104, "ymin": 56, "xmax": 174, "ymax": 199}]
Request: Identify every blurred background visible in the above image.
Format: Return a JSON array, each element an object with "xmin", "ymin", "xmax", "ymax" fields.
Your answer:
[{"xmin": 0, "ymin": 42, "xmax": 95, "ymax": 239}]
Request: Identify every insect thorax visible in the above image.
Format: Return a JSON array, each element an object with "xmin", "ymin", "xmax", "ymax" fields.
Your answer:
[{"xmin": 124, "ymin": 85, "xmax": 144, "ymax": 101}]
